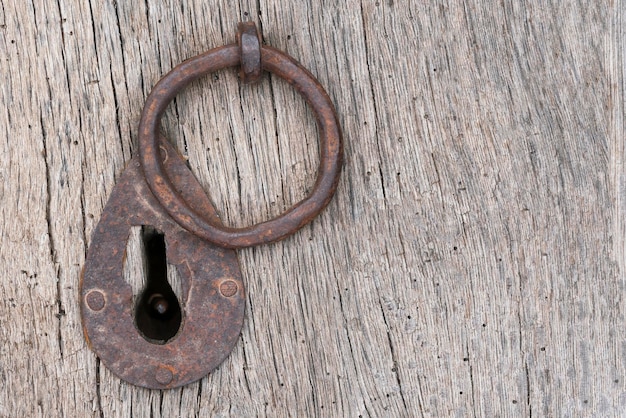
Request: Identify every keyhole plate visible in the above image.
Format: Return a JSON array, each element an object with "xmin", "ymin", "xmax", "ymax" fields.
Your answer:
[{"xmin": 80, "ymin": 137, "xmax": 245, "ymax": 389}]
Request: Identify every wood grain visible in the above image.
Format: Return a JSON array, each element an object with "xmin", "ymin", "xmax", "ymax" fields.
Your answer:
[{"xmin": 1, "ymin": 0, "xmax": 625, "ymax": 416}]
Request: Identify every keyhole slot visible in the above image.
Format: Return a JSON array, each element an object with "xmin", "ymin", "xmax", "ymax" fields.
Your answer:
[{"xmin": 133, "ymin": 226, "xmax": 182, "ymax": 344}]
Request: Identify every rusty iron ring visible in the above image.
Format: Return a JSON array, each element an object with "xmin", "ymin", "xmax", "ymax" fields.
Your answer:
[{"xmin": 138, "ymin": 24, "xmax": 343, "ymax": 249}]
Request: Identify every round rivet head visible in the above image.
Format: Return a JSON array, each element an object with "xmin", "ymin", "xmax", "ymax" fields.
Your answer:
[
  {"xmin": 85, "ymin": 290, "xmax": 105, "ymax": 311},
  {"xmin": 219, "ymin": 280, "xmax": 238, "ymax": 297},
  {"xmin": 155, "ymin": 367, "xmax": 173, "ymax": 385}
]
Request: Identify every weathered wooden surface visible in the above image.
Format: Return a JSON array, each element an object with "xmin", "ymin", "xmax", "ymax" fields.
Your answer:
[{"xmin": 1, "ymin": 0, "xmax": 625, "ymax": 416}]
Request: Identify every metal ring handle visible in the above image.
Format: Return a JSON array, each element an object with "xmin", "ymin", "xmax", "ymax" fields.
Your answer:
[{"xmin": 138, "ymin": 23, "xmax": 343, "ymax": 249}]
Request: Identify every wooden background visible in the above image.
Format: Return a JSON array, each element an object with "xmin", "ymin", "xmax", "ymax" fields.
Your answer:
[{"xmin": 1, "ymin": 0, "xmax": 624, "ymax": 416}]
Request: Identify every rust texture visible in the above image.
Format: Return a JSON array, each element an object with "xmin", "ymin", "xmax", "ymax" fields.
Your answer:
[
  {"xmin": 138, "ymin": 22, "xmax": 343, "ymax": 249},
  {"xmin": 81, "ymin": 22, "xmax": 343, "ymax": 389},
  {"xmin": 237, "ymin": 21, "xmax": 262, "ymax": 83},
  {"xmin": 81, "ymin": 138, "xmax": 245, "ymax": 389}
]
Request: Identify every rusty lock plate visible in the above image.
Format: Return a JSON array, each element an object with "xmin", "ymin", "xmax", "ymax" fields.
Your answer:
[
  {"xmin": 81, "ymin": 137, "xmax": 245, "ymax": 389},
  {"xmin": 81, "ymin": 22, "xmax": 342, "ymax": 389}
]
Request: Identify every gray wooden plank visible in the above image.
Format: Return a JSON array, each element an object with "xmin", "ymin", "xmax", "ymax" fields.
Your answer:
[{"xmin": 1, "ymin": 0, "xmax": 624, "ymax": 416}]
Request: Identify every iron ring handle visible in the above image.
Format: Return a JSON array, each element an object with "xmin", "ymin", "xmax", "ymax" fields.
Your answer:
[{"xmin": 138, "ymin": 24, "xmax": 343, "ymax": 249}]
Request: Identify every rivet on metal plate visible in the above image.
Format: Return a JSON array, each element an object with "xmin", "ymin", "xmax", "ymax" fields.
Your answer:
[{"xmin": 81, "ymin": 21, "xmax": 343, "ymax": 389}]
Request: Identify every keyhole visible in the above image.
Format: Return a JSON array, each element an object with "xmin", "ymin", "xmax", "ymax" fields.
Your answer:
[{"xmin": 135, "ymin": 226, "xmax": 182, "ymax": 343}]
